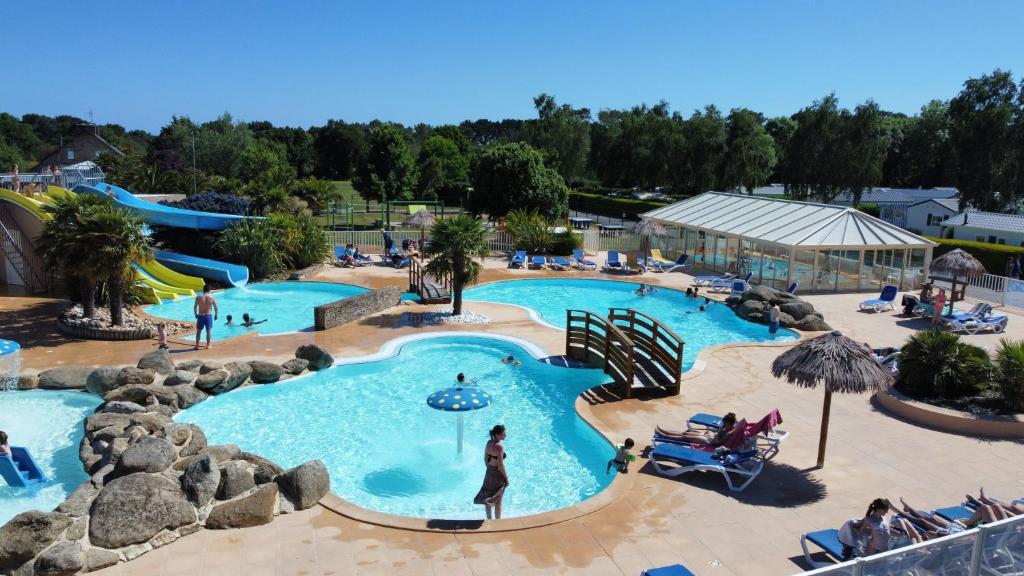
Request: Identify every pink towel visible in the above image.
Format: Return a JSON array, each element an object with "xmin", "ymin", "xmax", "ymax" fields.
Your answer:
[
  {"xmin": 689, "ymin": 409, "xmax": 782, "ymax": 453},
  {"xmin": 744, "ymin": 409, "xmax": 783, "ymax": 437}
]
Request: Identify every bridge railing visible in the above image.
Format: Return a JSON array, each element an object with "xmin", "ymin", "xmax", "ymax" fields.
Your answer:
[
  {"xmin": 408, "ymin": 257, "xmax": 450, "ymax": 297},
  {"xmin": 566, "ymin": 309, "xmax": 633, "ymax": 389},
  {"xmin": 608, "ymin": 307, "xmax": 684, "ymax": 394}
]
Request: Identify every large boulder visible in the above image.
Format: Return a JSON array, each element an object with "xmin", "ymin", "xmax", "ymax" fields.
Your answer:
[
  {"xmin": 104, "ymin": 385, "xmax": 178, "ymax": 408},
  {"xmin": 204, "ymin": 444, "xmax": 242, "ymax": 463},
  {"xmin": 83, "ymin": 548, "xmax": 120, "ymax": 572},
  {"xmin": 137, "ymin": 349, "xmax": 175, "ymax": 375},
  {"xmin": 85, "ymin": 367, "xmax": 122, "ymax": 396},
  {"xmin": 56, "ymin": 483, "xmax": 100, "ymax": 517},
  {"xmin": 179, "ymin": 424, "xmax": 208, "ymax": 458},
  {"xmin": 89, "ymin": 473, "xmax": 196, "ymax": 549},
  {"xmin": 164, "ymin": 369, "xmax": 197, "ymax": 387},
  {"xmin": 211, "ymin": 361, "xmax": 252, "ymax": 394},
  {"xmin": 199, "ymin": 361, "xmax": 224, "ymax": 374},
  {"xmin": 194, "ymin": 369, "xmax": 229, "ymax": 391},
  {"xmin": 796, "ymin": 315, "xmax": 833, "ymax": 331},
  {"xmin": 216, "ymin": 461, "xmax": 256, "ymax": 500},
  {"xmin": 85, "ymin": 413, "xmax": 132, "ymax": 434},
  {"xmin": 726, "ymin": 284, "xmax": 830, "ymax": 331},
  {"xmin": 181, "ymin": 454, "xmax": 221, "ymax": 506},
  {"xmin": 780, "ymin": 300, "xmax": 816, "ymax": 320},
  {"xmin": 248, "ymin": 361, "xmax": 285, "ymax": 384},
  {"xmin": 115, "ymin": 367, "xmax": 156, "ymax": 387},
  {"xmin": 177, "ymin": 359, "xmax": 205, "ymax": 372},
  {"xmin": 281, "ymin": 358, "xmax": 309, "ymax": 375},
  {"xmin": 275, "ymin": 460, "xmax": 329, "ymax": 510},
  {"xmin": 205, "ymin": 483, "xmax": 279, "ymax": 529},
  {"xmin": 239, "ymin": 451, "xmax": 285, "ymax": 484},
  {"xmin": 0, "ymin": 511, "xmax": 72, "ymax": 573},
  {"xmin": 116, "ymin": 436, "xmax": 177, "ymax": 474},
  {"xmin": 295, "ymin": 345, "xmax": 333, "ymax": 371},
  {"xmin": 33, "ymin": 541, "xmax": 82, "ymax": 576},
  {"xmin": 37, "ymin": 366, "xmax": 91, "ymax": 390},
  {"xmin": 168, "ymin": 384, "xmax": 209, "ymax": 409},
  {"xmin": 99, "ymin": 401, "xmax": 148, "ymax": 415}
]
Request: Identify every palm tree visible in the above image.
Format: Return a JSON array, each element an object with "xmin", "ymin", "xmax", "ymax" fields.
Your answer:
[
  {"xmin": 36, "ymin": 194, "xmax": 109, "ymax": 317},
  {"xmin": 82, "ymin": 205, "xmax": 151, "ymax": 326},
  {"xmin": 423, "ymin": 215, "xmax": 489, "ymax": 316}
]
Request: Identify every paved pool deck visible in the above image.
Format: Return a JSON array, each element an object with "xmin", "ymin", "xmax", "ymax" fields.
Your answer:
[{"xmin": 4, "ymin": 255, "xmax": 1023, "ymax": 576}]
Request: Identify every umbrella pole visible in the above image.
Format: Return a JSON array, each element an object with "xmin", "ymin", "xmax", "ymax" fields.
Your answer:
[
  {"xmin": 817, "ymin": 389, "xmax": 832, "ymax": 469},
  {"xmin": 457, "ymin": 412, "xmax": 465, "ymax": 454}
]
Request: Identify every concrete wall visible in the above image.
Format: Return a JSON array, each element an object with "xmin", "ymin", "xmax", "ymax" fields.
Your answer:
[
  {"xmin": 906, "ymin": 204, "xmax": 956, "ymax": 236},
  {"xmin": 948, "ymin": 226, "xmax": 1024, "ymax": 247},
  {"xmin": 314, "ymin": 285, "xmax": 402, "ymax": 330}
]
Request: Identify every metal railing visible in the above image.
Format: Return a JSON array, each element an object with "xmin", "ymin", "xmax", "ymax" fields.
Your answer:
[
  {"xmin": 799, "ymin": 513, "xmax": 1024, "ymax": 575},
  {"xmin": 0, "ymin": 206, "xmax": 49, "ymax": 292},
  {"xmin": 930, "ymin": 270, "xmax": 1024, "ymax": 310}
]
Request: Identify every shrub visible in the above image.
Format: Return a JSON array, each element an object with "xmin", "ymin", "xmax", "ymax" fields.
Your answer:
[
  {"xmin": 897, "ymin": 329, "xmax": 991, "ymax": 399},
  {"xmin": 925, "ymin": 236, "xmax": 1024, "ymax": 276},
  {"xmin": 568, "ymin": 191, "xmax": 670, "ymax": 220},
  {"xmin": 550, "ymin": 230, "xmax": 581, "ymax": 256},
  {"xmin": 215, "ymin": 220, "xmax": 285, "ymax": 279},
  {"xmin": 267, "ymin": 212, "xmax": 330, "ymax": 269},
  {"xmin": 855, "ymin": 203, "xmax": 880, "ymax": 218},
  {"xmin": 505, "ymin": 209, "xmax": 552, "ymax": 253},
  {"xmin": 993, "ymin": 339, "xmax": 1024, "ymax": 412},
  {"xmin": 162, "ymin": 191, "xmax": 251, "ymax": 215}
]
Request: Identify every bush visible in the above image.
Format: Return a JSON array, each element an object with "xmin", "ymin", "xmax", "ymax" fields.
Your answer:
[
  {"xmin": 897, "ymin": 329, "xmax": 991, "ymax": 399},
  {"xmin": 505, "ymin": 209, "xmax": 552, "ymax": 253},
  {"xmin": 925, "ymin": 236, "xmax": 1024, "ymax": 276},
  {"xmin": 215, "ymin": 220, "xmax": 285, "ymax": 279},
  {"xmin": 551, "ymin": 230, "xmax": 581, "ymax": 256},
  {"xmin": 993, "ymin": 339, "xmax": 1024, "ymax": 412},
  {"xmin": 162, "ymin": 191, "xmax": 251, "ymax": 215},
  {"xmin": 268, "ymin": 212, "xmax": 330, "ymax": 269},
  {"xmin": 855, "ymin": 203, "xmax": 880, "ymax": 218},
  {"xmin": 568, "ymin": 191, "xmax": 670, "ymax": 219}
]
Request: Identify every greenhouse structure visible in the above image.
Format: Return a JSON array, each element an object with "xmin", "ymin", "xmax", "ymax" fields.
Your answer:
[{"xmin": 642, "ymin": 192, "xmax": 935, "ymax": 293}]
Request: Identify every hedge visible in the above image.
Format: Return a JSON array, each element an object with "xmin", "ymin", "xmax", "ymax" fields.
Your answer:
[
  {"xmin": 926, "ymin": 236, "xmax": 1024, "ymax": 276},
  {"xmin": 568, "ymin": 191, "xmax": 672, "ymax": 219}
]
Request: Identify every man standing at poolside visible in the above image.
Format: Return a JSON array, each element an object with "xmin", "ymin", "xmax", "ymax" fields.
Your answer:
[{"xmin": 193, "ymin": 285, "xmax": 218, "ymax": 350}]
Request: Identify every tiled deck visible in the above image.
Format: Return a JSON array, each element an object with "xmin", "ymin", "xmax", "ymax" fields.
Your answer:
[{"xmin": 5, "ymin": 257, "xmax": 1024, "ymax": 575}]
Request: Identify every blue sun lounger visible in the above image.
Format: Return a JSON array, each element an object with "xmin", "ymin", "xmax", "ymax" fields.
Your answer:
[
  {"xmin": 801, "ymin": 529, "xmax": 846, "ymax": 567},
  {"xmin": 550, "ymin": 256, "xmax": 572, "ymax": 270},
  {"xmin": 860, "ymin": 285, "xmax": 898, "ymax": 312},
  {"xmin": 648, "ymin": 443, "xmax": 763, "ymax": 492},
  {"xmin": 509, "ymin": 250, "xmax": 526, "ymax": 268},
  {"xmin": 529, "ymin": 256, "xmax": 547, "ymax": 269},
  {"xmin": 604, "ymin": 251, "xmax": 624, "ymax": 271},
  {"xmin": 650, "ymin": 254, "xmax": 689, "ymax": 273},
  {"xmin": 787, "ymin": 281, "xmax": 799, "ymax": 294},
  {"xmin": 641, "ymin": 564, "xmax": 695, "ymax": 576},
  {"xmin": 571, "ymin": 249, "xmax": 596, "ymax": 270}
]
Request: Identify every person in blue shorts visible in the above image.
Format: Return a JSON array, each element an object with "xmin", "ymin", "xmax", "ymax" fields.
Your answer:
[{"xmin": 193, "ymin": 285, "xmax": 219, "ymax": 350}]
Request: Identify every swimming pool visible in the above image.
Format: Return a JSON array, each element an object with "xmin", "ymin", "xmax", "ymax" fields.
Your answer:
[
  {"xmin": 177, "ymin": 335, "xmax": 614, "ymax": 519},
  {"xmin": 143, "ymin": 281, "xmax": 369, "ymax": 339},
  {"xmin": 465, "ymin": 279, "xmax": 797, "ymax": 369},
  {"xmin": 0, "ymin": 391, "xmax": 100, "ymax": 525}
]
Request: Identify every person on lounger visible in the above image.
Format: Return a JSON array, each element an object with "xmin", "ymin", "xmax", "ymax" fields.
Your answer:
[
  {"xmin": 838, "ymin": 498, "xmax": 895, "ymax": 559},
  {"xmin": 655, "ymin": 413, "xmax": 737, "ymax": 446}
]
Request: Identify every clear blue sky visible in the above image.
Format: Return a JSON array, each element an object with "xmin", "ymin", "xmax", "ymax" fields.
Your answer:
[{"xmin": 6, "ymin": 0, "xmax": 1023, "ymax": 132}]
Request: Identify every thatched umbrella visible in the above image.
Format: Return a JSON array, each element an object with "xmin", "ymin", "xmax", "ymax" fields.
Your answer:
[
  {"xmin": 929, "ymin": 249, "xmax": 986, "ymax": 316},
  {"xmin": 631, "ymin": 218, "xmax": 667, "ymax": 264},
  {"xmin": 771, "ymin": 330, "xmax": 894, "ymax": 468},
  {"xmin": 402, "ymin": 208, "xmax": 437, "ymax": 245}
]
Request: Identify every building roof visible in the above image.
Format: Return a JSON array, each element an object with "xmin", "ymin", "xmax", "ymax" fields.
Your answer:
[
  {"xmin": 942, "ymin": 210, "xmax": 1024, "ymax": 233},
  {"xmin": 909, "ymin": 198, "xmax": 959, "ymax": 212},
  {"xmin": 834, "ymin": 187, "xmax": 959, "ymax": 204},
  {"xmin": 642, "ymin": 192, "xmax": 935, "ymax": 249}
]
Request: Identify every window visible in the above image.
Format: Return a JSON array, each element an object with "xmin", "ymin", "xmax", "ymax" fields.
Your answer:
[
  {"xmin": 998, "ymin": 238, "xmax": 1006, "ymax": 245},
  {"xmin": 989, "ymin": 236, "xmax": 997, "ymax": 244},
  {"xmin": 66, "ymin": 149, "xmax": 75, "ymax": 160},
  {"xmin": 926, "ymin": 213, "xmax": 934, "ymax": 226},
  {"xmin": 977, "ymin": 236, "xmax": 985, "ymax": 242}
]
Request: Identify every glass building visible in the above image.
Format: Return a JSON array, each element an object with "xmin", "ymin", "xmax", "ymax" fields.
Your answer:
[{"xmin": 642, "ymin": 193, "xmax": 935, "ymax": 292}]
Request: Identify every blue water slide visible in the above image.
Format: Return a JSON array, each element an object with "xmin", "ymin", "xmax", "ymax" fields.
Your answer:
[
  {"xmin": 0, "ymin": 447, "xmax": 47, "ymax": 488},
  {"xmin": 73, "ymin": 182, "xmax": 252, "ymax": 231},
  {"xmin": 154, "ymin": 250, "xmax": 249, "ymax": 287}
]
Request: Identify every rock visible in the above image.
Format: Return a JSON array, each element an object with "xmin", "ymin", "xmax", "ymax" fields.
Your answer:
[
  {"xmin": 194, "ymin": 369, "xmax": 228, "ymax": 391},
  {"xmin": 726, "ymin": 284, "xmax": 829, "ymax": 331},
  {"xmin": 163, "ymin": 423, "xmax": 192, "ymax": 448},
  {"xmin": 85, "ymin": 367, "xmax": 122, "ymax": 396},
  {"xmin": 198, "ymin": 361, "xmax": 224, "ymax": 374},
  {"xmin": 89, "ymin": 473, "xmax": 196, "ymax": 549},
  {"xmin": 99, "ymin": 401, "xmax": 148, "ymax": 414},
  {"xmin": 137, "ymin": 349, "xmax": 175, "ymax": 375},
  {"xmin": 0, "ymin": 511, "xmax": 72, "ymax": 573},
  {"xmin": 127, "ymin": 412, "xmax": 175, "ymax": 433},
  {"xmin": 164, "ymin": 369, "xmax": 197, "ymax": 386},
  {"xmin": 239, "ymin": 452, "xmax": 284, "ymax": 484},
  {"xmin": 780, "ymin": 300, "xmax": 816, "ymax": 319},
  {"xmin": 181, "ymin": 454, "xmax": 221, "ymax": 506},
  {"xmin": 740, "ymin": 285, "xmax": 776, "ymax": 302},
  {"xmin": 115, "ymin": 367, "xmax": 156, "ymax": 387},
  {"xmin": 204, "ymin": 444, "xmax": 242, "ymax": 463},
  {"xmin": 66, "ymin": 517, "xmax": 87, "ymax": 541},
  {"xmin": 85, "ymin": 413, "xmax": 131, "ymax": 434},
  {"xmin": 216, "ymin": 461, "xmax": 256, "ymax": 500},
  {"xmin": 83, "ymin": 548, "xmax": 120, "ymax": 572},
  {"xmin": 205, "ymin": 483, "xmax": 279, "ymax": 529},
  {"xmin": 179, "ymin": 425, "xmax": 207, "ymax": 457},
  {"xmin": 91, "ymin": 463, "xmax": 115, "ymax": 487},
  {"xmin": 149, "ymin": 529, "xmax": 179, "ymax": 549},
  {"xmin": 736, "ymin": 299, "xmax": 766, "ymax": 320},
  {"xmin": 121, "ymin": 543, "xmax": 151, "ymax": 561},
  {"xmin": 281, "ymin": 358, "xmax": 309, "ymax": 375},
  {"xmin": 275, "ymin": 460, "xmax": 329, "ymax": 510},
  {"xmin": 168, "ymin": 384, "xmax": 209, "ymax": 409},
  {"xmin": 116, "ymin": 436, "xmax": 177, "ymax": 474},
  {"xmin": 17, "ymin": 373, "xmax": 38, "ymax": 390},
  {"xmin": 80, "ymin": 438, "xmax": 104, "ymax": 473},
  {"xmin": 248, "ymin": 361, "xmax": 285, "ymax": 384},
  {"xmin": 178, "ymin": 523, "xmax": 201, "ymax": 537},
  {"xmin": 212, "ymin": 361, "xmax": 252, "ymax": 394},
  {"xmin": 795, "ymin": 315, "xmax": 833, "ymax": 331},
  {"xmin": 91, "ymin": 424, "xmax": 127, "ymax": 444},
  {"xmin": 104, "ymin": 385, "xmax": 178, "ymax": 408},
  {"xmin": 295, "ymin": 344, "xmax": 334, "ymax": 371},
  {"xmin": 177, "ymin": 359, "xmax": 205, "ymax": 372},
  {"xmin": 38, "ymin": 366, "xmax": 92, "ymax": 390},
  {"xmin": 279, "ymin": 495, "xmax": 295, "ymax": 514},
  {"xmin": 33, "ymin": 541, "xmax": 82, "ymax": 576},
  {"xmin": 57, "ymin": 482, "xmax": 100, "ymax": 517}
]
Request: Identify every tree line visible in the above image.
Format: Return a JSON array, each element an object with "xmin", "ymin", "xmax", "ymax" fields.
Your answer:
[{"xmin": 2, "ymin": 69, "xmax": 1023, "ymax": 217}]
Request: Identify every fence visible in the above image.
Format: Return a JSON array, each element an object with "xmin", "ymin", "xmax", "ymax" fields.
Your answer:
[
  {"xmin": 327, "ymin": 229, "xmax": 638, "ymax": 257},
  {"xmin": 930, "ymin": 271, "xmax": 1024, "ymax": 310},
  {"xmin": 799, "ymin": 513, "xmax": 1023, "ymax": 575}
]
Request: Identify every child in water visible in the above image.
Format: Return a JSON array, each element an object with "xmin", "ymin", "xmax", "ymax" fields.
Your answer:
[
  {"xmin": 501, "ymin": 355, "xmax": 521, "ymax": 366},
  {"xmin": 225, "ymin": 315, "xmax": 235, "ymax": 326},
  {"xmin": 606, "ymin": 438, "xmax": 635, "ymax": 474}
]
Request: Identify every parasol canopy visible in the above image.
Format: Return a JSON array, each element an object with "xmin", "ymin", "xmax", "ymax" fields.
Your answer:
[
  {"xmin": 403, "ymin": 209, "xmax": 437, "ymax": 229},
  {"xmin": 631, "ymin": 218, "xmax": 667, "ymax": 267},
  {"xmin": 427, "ymin": 386, "xmax": 492, "ymax": 454},
  {"xmin": 929, "ymin": 249, "xmax": 986, "ymax": 315}
]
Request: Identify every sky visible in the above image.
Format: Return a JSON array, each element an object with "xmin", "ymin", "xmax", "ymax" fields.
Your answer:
[{"xmin": 5, "ymin": 0, "xmax": 1024, "ymax": 133}]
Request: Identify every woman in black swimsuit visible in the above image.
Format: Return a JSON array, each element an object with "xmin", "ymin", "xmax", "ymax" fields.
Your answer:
[{"xmin": 474, "ymin": 424, "xmax": 508, "ymax": 519}]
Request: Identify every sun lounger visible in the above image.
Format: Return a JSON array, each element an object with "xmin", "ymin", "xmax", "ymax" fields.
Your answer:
[
  {"xmin": 509, "ymin": 250, "xmax": 526, "ymax": 268},
  {"xmin": 529, "ymin": 256, "xmax": 548, "ymax": 269},
  {"xmin": 550, "ymin": 256, "xmax": 571, "ymax": 270},
  {"xmin": 659, "ymin": 410, "xmax": 789, "ymax": 459},
  {"xmin": 694, "ymin": 272, "xmax": 736, "ymax": 286},
  {"xmin": 801, "ymin": 529, "xmax": 847, "ymax": 567},
  {"xmin": 571, "ymin": 249, "xmax": 596, "ymax": 270},
  {"xmin": 649, "ymin": 252, "xmax": 689, "ymax": 273},
  {"xmin": 787, "ymin": 281, "xmax": 799, "ymax": 294},
  {"xmin": 604, "ymin": 251, "xmax": 624, "ymax": 272},
  {"xmin": 641, "ymin": 564, "xmax": 695, "ymax": 576},
  {"xmin": 860, "ymin": 285, "xmax": 898, "ymax": 312},
  {"xmin": 730, "ymin": 280, "xmax": 748, "ymax": 296},
  {"xmin": 944, "ymin": 313, "xmax": 1008, "ymax": 335},
  {"xmin": 648, "ymin": 443, "xmax": 763, "ymax": 492},
  {"xmin": 934, "ymin": 503, "xmax": 976, "ymax": 523}
]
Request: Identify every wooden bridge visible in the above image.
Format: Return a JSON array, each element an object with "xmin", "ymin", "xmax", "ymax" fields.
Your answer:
[
  {"xmin": 566, "ymin": 308, "xmax": 684, "ymax": 398},
  {"xmin": 408, "ymin": 258, "xmax": 452, "ymax": 304}
]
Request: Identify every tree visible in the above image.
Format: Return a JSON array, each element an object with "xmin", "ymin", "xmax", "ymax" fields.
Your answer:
[
  {"xmin": 839, "ymin": 101, "xmax": 888, "ymax": 205},
  {"xmin": 37, "ymin": 194, "xmax": 110, "ymax": 318},
  {"xmin": 591, "ymin": 102, "xmax": 683, "ymax": 189},
  {"xmin": 527, "ymin": 94, "xmax": 592, "ymax": 184},
  {"xmin": 84, "ymin": 205, "xmax": 151, "ymax": 326},
  {"xmin": 239, "ymin": 140, "xmax": 291, "ymax": 182},
  {"xmin": 352, "ymin": 123, "xmax": 416, "ymax": 204},
  {"xmin": 422, "ymin": 215, "xmax": 490, "ymax": 316},
  {"xmin": 154, "ymin": 114, "xmax": 256, "ymax": 180},
  {"xmin": 765, "ymin": 116, "xmax": 796, "ymax": 183},
  {"xmin": 289, "ymin": 177, "xmax": 336, "ymax": 213},
  {"xmin": 784, "ymin": 94, "xmax": 846, "ymax": 202},
  {"xmin": 721, "ymin": 108, "xmax": 777, "ymax": 193},
  {"xmin": 311, "ymin": 120, "xmax": 366, "ymax": 180},
  {"xmin": 902, "ymin": 100, "xmax": 957, "ymax": 188},
  {"xmin": 949, "ymin": 70, "xmax": 1019, "ymax": 210},
  {"xmin": 432, "ymin": 125, "xmax": 474, "ymax": 158},
  {"xmin": 468, "ymin": 142, "xmax": 568, "ymax": 220},
  {"xmin": 677, "ymin": 106, "xmax": 727, "ymax": 194},
  {"xmin": 416, "ymin": 135, "xmax": 469, "ymax": 200}
]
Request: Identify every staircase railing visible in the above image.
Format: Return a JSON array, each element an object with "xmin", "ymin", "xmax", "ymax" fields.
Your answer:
[{"xmin": 0, "ymin": 206, "xmax": 49, "ymax": 292}]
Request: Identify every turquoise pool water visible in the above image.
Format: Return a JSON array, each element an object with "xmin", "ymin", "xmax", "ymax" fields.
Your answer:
[
  {"xmin": 143, "ymin": 281, "xmax": 369, "ymax": 340},
  {"xmin": 0, "ymin": 391, "xmax": 100, "ymax": 525},
  {"xmin": 177, "ymin": 336, "xmax": 613, "ymax": 519},
  {"xmin": 465, "ymin": 278, "xmax": 797, "ymax": 369}
]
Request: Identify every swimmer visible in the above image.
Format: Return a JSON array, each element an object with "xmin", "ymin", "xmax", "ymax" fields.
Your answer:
[
  {"xmin": 704, "ymin": 296, "xmax": 711, "ymax": 305},
  {"xmin": 242, "ymin": 313, "xmax": 267, "ymax": 328},
  {"xmin": 635, "ymin": 283, "xmax": 647, "ymax": 296},
  {"xmin": 501, "ymin": 355, "xmax": 521, "ymax": 367},
  {"xmin": 699, "ymin": 305, "xmax": 706, "ymax": 312},
  {"xmin": 225, "ymin": 315, "xmax": 235, "ymax": 326}
]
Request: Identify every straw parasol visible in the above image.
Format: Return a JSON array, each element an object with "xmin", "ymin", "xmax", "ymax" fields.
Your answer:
[
  {"xmin": 929, "ymin": 249, "xmax": 986, "ymax": 316},
  {"xmin": 770, "ymin": 330, "xmax": 894, "ymax": 468},
  {"xmin": 403, "ymin": 208, "xmax": 437, "ymax": 245},
  {"xmin": 631, "ymin": 218, "xmax": 667, "ymax": 264}
]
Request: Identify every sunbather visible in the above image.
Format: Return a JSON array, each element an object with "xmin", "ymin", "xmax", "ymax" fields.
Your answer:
[
  {"xmin": 656, "ymin": 413, "xmax": 737, "ymax": 446},
  {"xmin": 900, "ymin": 495, "xmax": 1011, "ymax": 531},
  {"xmin": 838, "ymin": 498, "xmax": 896, "ymax": 559},
  {"xmin": 967, "ymin": 488, "xmax": 1024, "ymax": 516}
]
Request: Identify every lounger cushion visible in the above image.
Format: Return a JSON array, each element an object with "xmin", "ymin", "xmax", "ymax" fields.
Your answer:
[
  {"xmin": 934, "ymin": 505, "xmax": 974, "ymax": 522},
  {"xmin": 688, "ymin": 413, "xmax": 723, "ymax": 429},
  {"xmin": 651, "ymin": 443, "xmax": 756, "ymax": 467},
  {"xmin": 642, "ymin": 564, "xmax": 696, "ymax": 576},
  {"xmin": 805, "ymin": 529, "xmax": 845, "ymax": 561},
  {"xmin": 861, "ymin": 299, "xmax": 886, "ymax": 306}
]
